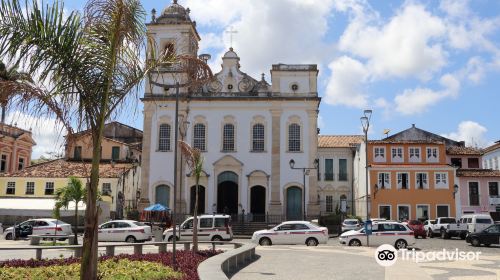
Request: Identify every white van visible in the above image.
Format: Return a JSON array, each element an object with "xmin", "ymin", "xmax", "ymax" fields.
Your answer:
[
  {"xmin": 163, "ymin": 214, "xmax": 233, "ymax": 242},
  {"xmin": 460, "ymin": 214, "xmax": 494, "ymax": 233}
]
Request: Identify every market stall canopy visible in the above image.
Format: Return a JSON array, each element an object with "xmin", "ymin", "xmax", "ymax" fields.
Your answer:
[{"xmin": 144, "ymin": 203, "xmax": 170, "ymax": 211}]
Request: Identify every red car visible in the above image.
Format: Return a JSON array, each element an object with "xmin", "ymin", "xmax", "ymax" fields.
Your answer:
[{"xmin": 405, "ymin": 220, "xmax": 426, "ymax": 239}]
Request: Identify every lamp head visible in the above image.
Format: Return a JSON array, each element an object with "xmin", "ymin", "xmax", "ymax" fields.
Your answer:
[
  {"xmin": 289, "ymin": 159, "xmax": 295, "ymax": 168},
  {"xmin": 360, "ymin": 116, "xmax": 369, "ymax": 131},
  {"xmin": 364, "ymin": 109, "xmax": 372, "ymax": 120}
]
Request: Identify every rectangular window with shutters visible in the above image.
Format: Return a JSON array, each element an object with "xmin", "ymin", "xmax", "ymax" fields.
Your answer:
[
  {"xmin": 378, "ymin": 172, "xmax": 390, "ymax": 189},
  {"xmin": 435, "ymin": 173, "xmax": 448, "ymax": 189},
  {"xmin": 397, "ymin": 173, "xmax": 409, "ymax": 189},
  {"xmin": 26, "ymin": 182, "xmax": 35, "ymax": 195},
  {"xmin": 326, "ymin": 195, "xmax": 333, "ymax": 213},
  {"xmin": 18, "ymin": 158, "xmax": 25, "ymax": 171},
  {"xmin": 74, "ymin": 146, "xmax": 82, "ymax": 160},
  {"xmin": 0, "ymin": 154, "xmax": 7, "ymax": 172},
  {"xmin": 339, "ymin": 159, "xmax": 348, "ymax": 181},
  {"xmin": 45, "ymin": 182, "xmax": 55, "ymax": 195},
  {"xmin": 6, "ymin": 182, "xmax": 15, "ymax": 194},
  {"xmin": 391, "ymin": 147, "xmax": 404, "ymax": 163},
  {"xmin": 111, "ymin": 146, "xmax": 120, "ymax": 161},
  {"xmin": 374, "ymin": 147, "xmax": 386, "ymax": 162},
  {"xmin": 426, "ymin": 147, "xmax": 439, "ymax": 162},
  {"xmin": 468, "ymin": 158, "xmax": 479, "ymax": 168},
  {"xmin": 324, "ymin": 159, "xmax": 334, "ymax": 181},
  {"xmin": 437, "ymin": 205, "xmax": 449, "ymax": 217},
  {"xmin": 409, "ymin": 147, "xmax": 421, "ymax": 162},
  {"xmin": 102, "ymin": 183, "xmax": 112, "ymax": 196},
  {"xmin": 489, "ymin": 182, "xmax": 499, "ymax": 197},
  {"xmin": 468, "ymin": 182, "xmax": 479, "ymax": 206},
  {"xmin": 416, "ymin": 173, "xmax": 428, "ymax": 189}
]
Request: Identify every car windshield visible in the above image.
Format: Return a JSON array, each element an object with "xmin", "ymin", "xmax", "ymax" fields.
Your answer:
[
  {"xmin": 344, "ymin": 220, "xmax": 358, "ymax": 225},
  {"xmin": 133, "ymin": 222, "xmax": 145, "ymax": 226},
  {"xmin": 440, "ymin": 218, "xmax": 456, "ymax": 224}
]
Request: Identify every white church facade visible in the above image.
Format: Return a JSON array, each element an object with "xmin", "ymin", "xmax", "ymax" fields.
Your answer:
[{"xmin": 139, "ymin": 1, "xmax": 321, "ymax": 220}]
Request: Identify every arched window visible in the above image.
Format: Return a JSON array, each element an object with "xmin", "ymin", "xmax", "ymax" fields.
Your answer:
[
  {"xmin": 252, "ymin": 124, "xmax": 265, "ymax": 151},
  {"xmin": 222, "ymin": 124, "xmax": 235, "ymax": 151},
  {"xmin": 163, "ymin": 43, "xmax": 175, "ymax": 58},
  {"xmin": 288, "ymin": 123, "xmax": 301, "ymax": 152},
  {"xmin": 193, "ymin": 123, "xmax": 206, "ymax": 151},
  {"xmin": 158, "ymin": 124, "xmax": 171, "ymax": 151}
]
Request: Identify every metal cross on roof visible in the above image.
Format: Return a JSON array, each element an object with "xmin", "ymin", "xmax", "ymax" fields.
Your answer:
[{"xmin": 225, "ymin": 26, "xmax": 238, "ymax": 48}]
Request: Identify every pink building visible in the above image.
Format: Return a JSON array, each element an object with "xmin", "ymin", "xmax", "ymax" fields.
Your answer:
[{"xmin": 447, "ymin": 146, "xmax": 500, "ymax": 217}]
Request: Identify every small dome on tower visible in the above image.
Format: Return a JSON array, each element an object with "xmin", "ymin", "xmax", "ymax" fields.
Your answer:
[
  {"xmin": 223, "ymin": 47, "xmax": 239, "ymax": 59},
  {"xmin": 157, "ymin": 0, "xmax": 191, "ymax": 23}
]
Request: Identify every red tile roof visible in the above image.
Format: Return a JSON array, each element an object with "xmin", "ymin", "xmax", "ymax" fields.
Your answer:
[
  {"xmin": 369, "ymin": 139, "xmax": 444, "ymax": 144},
  {"xmin": 484, "ymin": 141, "xmax": 500, "ymax": 153},
  {"xmin": 456, "ymin": 169, "xmax": 500, "ymax": 177},
  {"xmin": 318, "ymin": 135, "xmax": 364, "ymax": 148},
  {"xmin": 446, "ymin": 146, "xmax": 483, "ymax": 155},
  {"xmin": 0, "ymin": 159, "xmax": 135, "ymax": 178}
]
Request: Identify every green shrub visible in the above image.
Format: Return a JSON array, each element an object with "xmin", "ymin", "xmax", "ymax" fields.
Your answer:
[{"xmin": 0, "ymin": 258, "xmax": 183, "ymax": 280}]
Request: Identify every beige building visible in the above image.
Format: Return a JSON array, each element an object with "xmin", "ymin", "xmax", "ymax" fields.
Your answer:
[
  {"xmin": 317, "ymin": 135, "xmax": 363, "ymax": 215},
  {"xmin": 0, "ymin": 123, "xmax": 36, "ymax": 174}
]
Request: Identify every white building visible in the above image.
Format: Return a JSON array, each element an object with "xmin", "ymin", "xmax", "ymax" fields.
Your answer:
[
  {"xmin": 139, "ymin": 1, "xmax": 320, "ymax": 220},
  {"xmin": 483, "ymin": 141, "xmax": 500, "ymax": 171}
]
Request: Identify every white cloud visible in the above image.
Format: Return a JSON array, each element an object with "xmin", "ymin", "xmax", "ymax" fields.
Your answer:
[
  {"xmin": 184, "ymin": 0, "xmax": 335, "ymax": 77},
  {"xmin": 338, "ymin": 3, "xmax": 447, "ymax": 80},
  {"xmin": 442, "ymin": 121, "xmax": 488, "ymax": 148},
  {"xmin": 393, "ymin": 74, "xmax": 460, "ymax": 115},
  {"xmin": 324, "ymin": 56, "xmax": 368, "ymax": 107},
  {"xmin": 5, "ymin": 112, "xmax": 65, "ymax": 159}
]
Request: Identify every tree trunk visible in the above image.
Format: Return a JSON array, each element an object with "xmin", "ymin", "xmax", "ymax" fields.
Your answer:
[
  {"xmin": 192, "ymin": 178, "xmax": 199, "ymax": 252},
  {"xmin": 80, "ymin": 126, "xmax": 104, "ymax": 280},
  {"xmin": 74, "ymin": 204, "xmax": 79, "ymax": 245}
]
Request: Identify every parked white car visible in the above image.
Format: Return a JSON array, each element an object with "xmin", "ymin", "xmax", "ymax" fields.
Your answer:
[
  {"xmin": 3, "ymin": 219, "xmax": 72, "ymax": 240},
  {"xmin": 98, "ymin": 220, "xmax": 151, "ymax": 243},
  {"xmin": 339, "ymin": 221, "xmax": 415, "ymax": 249},
  {"xmin": 163, "ymin": 214, "xmax": 233, "ymax": 242},
  {"xmin": 423, "ymin": 220, "xmax": 435, "ymax": 234},
  {"xmin": 252, "ymin": 221, "xmax": 328, "ymax": 246},
  {"xmin": 341, "ymin": 219, "xmax": 362, "ymax": 233},
  {"xmin": 460, "ymin": 214, "xmax": 494, "ymax": 233}
]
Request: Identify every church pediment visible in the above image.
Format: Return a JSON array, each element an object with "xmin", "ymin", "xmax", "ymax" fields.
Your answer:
[
  {"xmin": 16, "ymin": 133, "xmax": 36, "ymax": 145},
  {"xmin": 212, "ymin": 155, "xmax": 244, "ymax": 167}
]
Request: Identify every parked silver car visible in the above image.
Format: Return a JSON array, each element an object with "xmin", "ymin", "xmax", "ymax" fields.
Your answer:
[{"xmin": 341, "ymin": 219, "xmax": 361, "ymax": 233}]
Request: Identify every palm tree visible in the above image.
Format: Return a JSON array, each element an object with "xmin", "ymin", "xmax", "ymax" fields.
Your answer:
[
  {"xmin": 179, "ymin": 141, "xmax": 204, "ymax": 252},
  {"xmin": 54, "ymin": 176, "xmax": 86, "ymax": 245},
  {"xmin": 0, "ymin": 61, "xmax": 34, "ymax": 123},
  {"xmin": 0, "ymin": 1, "xmax": 168, "ymax": 278}
]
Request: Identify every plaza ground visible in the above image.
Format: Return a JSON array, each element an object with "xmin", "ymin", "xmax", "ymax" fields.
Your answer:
[{"xmin": 0, "ymin": 237, "xmax": 499, "ymax": 279}]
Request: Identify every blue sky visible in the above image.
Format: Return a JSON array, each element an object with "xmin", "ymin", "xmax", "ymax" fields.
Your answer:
[{"xmin": 9, "ymin": 0, "xmax": 500, "ymax": 158}]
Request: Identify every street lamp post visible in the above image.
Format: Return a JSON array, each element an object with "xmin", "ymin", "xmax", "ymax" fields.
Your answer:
[
  {"xmin": 289, "ymin": 159, "xmax": 319, "ymax": 220},
  {"xmin": 360, "ymin": 109, "xmax": 372, "ymax": 247}
]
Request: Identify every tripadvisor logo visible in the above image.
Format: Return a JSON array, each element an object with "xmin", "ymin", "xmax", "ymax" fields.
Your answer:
[
  {"xmin": 375, "ymin": 244, "xmax": 482, "ymax": 266},
  {"xmin": 375, "ymin": 244, "xmax": 397, "ymax": 267}
]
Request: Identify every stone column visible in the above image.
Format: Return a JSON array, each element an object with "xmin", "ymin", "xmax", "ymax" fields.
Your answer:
[
  {"xmin": 268, "ymin": 108, "xmax": 282, "ymax": 215},
  {"xmin": 307, "ymin": 109, "xmax": 320, "ymax": 217},
  {"xmin": 138, "ymin": 102, "xmax": 153, "ymax": 210}
]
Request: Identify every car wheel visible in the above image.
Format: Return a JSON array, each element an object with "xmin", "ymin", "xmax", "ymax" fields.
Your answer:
[
  {"xmin": 167, "ymin": 236, "xmax": 179, "ymax": 242},
  {"xmin": 440, "ymin": 229, "xmax": 449, "ymax": 239},
  {"xmin": 259, "ymin": 237, "xmax": 272, "ymax": 246},
  {"xmin": 211, "ymin": 235, "xmax": 223, "ymax": 242},
  {"xmin": 5, "ymin": 233, "xmax": 12, "ymax": 240},
  {"xmin": 395, "ymin": 239, "xmax": 408, "ymax": 249},
  {"xmin": 349, "ymin": 239, "xmax": 361, "ymax": 246},
  {"xmin": 471, "ymin": 238, "xmax": 481, "ymax": 247},
  {"xmin": 460, "ymin": 233, "xmax": 467, "ymax": 240},
  {"xmin": 125, "ymin": 236, "xmax": 136, "ymax": 243},
  {"xmin": 422, "ymin": 235, "xmax": 427, "ymax": 239},
  {"xmin": 428, "ymin": 229, "xmax": 434, "ymax": 238},
  {"xmin": 306, "ymin": 238, "xmax": 318, "ymax": 246}
]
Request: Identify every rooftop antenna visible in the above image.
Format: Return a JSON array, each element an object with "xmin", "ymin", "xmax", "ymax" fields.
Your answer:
[{"xmin": 383, "ymin": 129, "xmax": 390, "ymax": 138}]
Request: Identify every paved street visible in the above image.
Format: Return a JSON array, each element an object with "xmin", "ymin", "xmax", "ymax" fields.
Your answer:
[{"xmin": 1, "ymin": 236, "xmax": 499, "ymax": 279}]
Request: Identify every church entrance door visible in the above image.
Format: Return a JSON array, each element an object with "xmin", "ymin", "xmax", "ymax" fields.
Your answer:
[
  {"xmin": 286, "ymin": 186, "xmax": 302, "ymax": 220},
  {"xmin": 250, "ymin": 186, "xmax": 266, "ymax": 221},
  {"xmin": 217, "ymin": 171, "xmax": 239, "ymax": 214}
]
